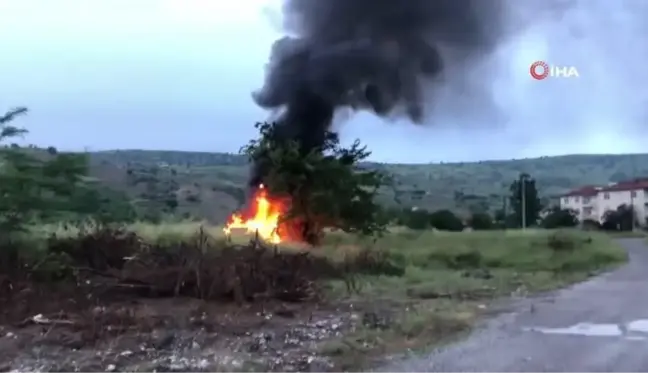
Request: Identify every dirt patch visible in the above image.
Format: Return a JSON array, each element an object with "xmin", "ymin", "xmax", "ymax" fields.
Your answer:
[
  {"xmin": 0, "ymin": 282, "xmax": 369, "ymax": 372},
  {"xmin": 0, "ymin": 227, "xmax": 396, "ymax": 372}
]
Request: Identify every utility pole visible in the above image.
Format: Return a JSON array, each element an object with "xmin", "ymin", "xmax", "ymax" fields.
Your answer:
[
  {"xmin": 521, "ymin": 175, "xmax": 527, "ymax": 230},
  {"xmin": 631, "ymin": 185, "xmax": 636, "ymax": 230},
  {"xmin": 632, "ymin": 155, "xmax": 637, "ymax": 230}
]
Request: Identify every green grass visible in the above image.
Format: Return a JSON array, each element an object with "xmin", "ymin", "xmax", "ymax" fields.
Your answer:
[
  {"xmin": 31, "ymin": 222, "xmax": 628, "ymax": 288},
  {"xmin": 32, "ymin": 223, "xmax": 627, "ymax": 289},
  {"xmin": 607, "ymin": 230, "xmax": 648, "ymax": 238},
  {"xmin": 31, "ymin": 220, "xmax": 230, "ymax": 244},
  {"xmin": 316, "ymin": 228, "xmax": 627, "ymax": 370}
]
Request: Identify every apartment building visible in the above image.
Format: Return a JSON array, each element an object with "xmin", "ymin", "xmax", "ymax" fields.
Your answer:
[{"xmin": 560, "ymin": 179, "xmax": 648, "ymax": 224}]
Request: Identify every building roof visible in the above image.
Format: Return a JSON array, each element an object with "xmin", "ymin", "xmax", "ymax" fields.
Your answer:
[
  {"xmin": 600, "ymin": 179, "xmax": 648, "ymax": 192},
  {"xmin": 563, "ymin": 178, "xmax": 648, "ymax": 197},
  {"xmin": 563, "ymin": 186, "xmax": 599, "ymax": 197}
]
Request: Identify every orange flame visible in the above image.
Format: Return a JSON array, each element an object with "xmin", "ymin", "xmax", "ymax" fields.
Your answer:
[{"xmin": 223, "ymin": 184, "xmax": 285, "ymax": 244}]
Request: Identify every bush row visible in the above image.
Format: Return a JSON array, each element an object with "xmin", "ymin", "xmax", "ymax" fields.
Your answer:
[{"xmin": 392, "ymin": 206, "xmax": 632, "ymax": 232}]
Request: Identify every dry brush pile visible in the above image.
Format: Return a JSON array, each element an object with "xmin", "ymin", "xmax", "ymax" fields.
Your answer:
[{"xmin": 1, "ymin": 226, "xmax": 401, "ymax": 308}]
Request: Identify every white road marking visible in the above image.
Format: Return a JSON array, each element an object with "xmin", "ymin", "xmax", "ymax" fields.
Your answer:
[
  {"xmin": 524, "ymin": 323, "xmax": 622, "ymax": 337},
  {"xmin": 627, "ymin": 319, "xmax": 648, "ymax": 333},
  {"xmin": 523, "ymin": 319, "xmax": 648, "ymax": 341}
]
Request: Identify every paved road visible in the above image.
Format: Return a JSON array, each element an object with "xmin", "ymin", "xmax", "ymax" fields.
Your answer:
[{"xmin": 379, "ymin": 238, "xmax": 648, "ymax": 372}]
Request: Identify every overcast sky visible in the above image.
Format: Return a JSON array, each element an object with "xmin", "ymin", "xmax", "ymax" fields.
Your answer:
[{"xmin": 1, "ymin": 0, "xmax": 647, "ymax": 163}]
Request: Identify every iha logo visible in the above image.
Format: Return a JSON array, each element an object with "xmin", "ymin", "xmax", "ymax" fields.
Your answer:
[{"xmin": 529, "ymin": 61, "xmax": 580, "ymax": 80}]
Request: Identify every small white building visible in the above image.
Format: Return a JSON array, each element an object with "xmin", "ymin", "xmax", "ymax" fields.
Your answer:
[{"xmin": 560, "ymin": 179, "xmax": 648, "ymax": 225}]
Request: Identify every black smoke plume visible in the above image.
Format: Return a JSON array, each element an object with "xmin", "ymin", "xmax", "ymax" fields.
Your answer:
[{"xmin": 249, "ymin": 0, "xmax": 506, "ymax": 187}]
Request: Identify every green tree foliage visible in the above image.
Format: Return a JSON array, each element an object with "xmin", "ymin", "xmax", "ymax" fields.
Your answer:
[
  {"xmin": 400, "ymin": 208, "xmax": 431, "ymax": 230},
  {"xmin": 0, "ymin": 107, "xmax": 118, "ymax": 275},
  {"xmin": 582, "ymin": 218, "xmax": 601, "ymax": 230},
  {"xmin": 0, "ymin": 107, "xmax": 136, "ymax": 234},
  {"xmin": 241, "ymin": 122, "xmax": 389, "ymax": 244},
  {"xmin": 66, "ymin": 185, "xmax": 138, "ymax": 224},
  {"xmin": 541, "ymin": 207, "xmax": 579, "ymax": 229},
  {"xmin": 509, "ymin": 173, "xmax": 542, "ymax": 228},
  {"xmin": 601, "ymin": 204, "xmax": 635, "ymax": 231},
  {"xmin": 126, "ymin": 164, "xmax": 179, "ymax": 222},
  {"xmin": 493, "ymin": 208, "xmax": 506, "ymax": 227},
  {"xmin": 428, "ymin": 209, "xmax": 464, "ymax": 231},
  {"xmin": 394, "ymin": 208, "xmax": 465, "ymax": 231},
  {"xmin": 469, "ymin": 211, "xmax": 494, "ymax": 230},
  {"xmin": 0, "ymin": 108, "xmax": 88, "ymax": 234}
]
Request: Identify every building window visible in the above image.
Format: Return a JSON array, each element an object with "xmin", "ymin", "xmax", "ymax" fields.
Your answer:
[
  {"xmin": 631, "ymin": 191, "xmax": 637, "ymax": 198},
  {"xmin": 574, "ymin": 196, "xmax": 580, "ymax": 202},
  {"xmin": 583, "ymin": 207, "xmax": 593, "ymax": 215},
  {"xmin": 563, "ymin": 197, "xmax": 569, "ymax": 204},
  {"xmin": 583, "ymin": 197, "xmax": 591, "ymax": 203},
  {"xmin": 604, "ymin": 192, "xmax": 610, "ymax": 200}
]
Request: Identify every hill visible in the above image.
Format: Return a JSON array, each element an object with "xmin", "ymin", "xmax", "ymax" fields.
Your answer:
[{"xmin": 86, "ymin": 150, "xmax": 648, "ymax": 222}]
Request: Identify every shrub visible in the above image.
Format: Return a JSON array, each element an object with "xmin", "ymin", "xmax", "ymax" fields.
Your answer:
[
  {"xmin": 5, "ymin": 226, "xmax": 408, "ymax": 304},
  {"xmin": 429, "ymin": 209, "xmax": 464, "ymax": 232},
  {"xmin": 435, "ymin": 249, "xmax": 483, "ymax": 269},
  {"xmin": 469, "ymin": 212, "xmax": 494, "ymax": 230},
  {"xmin": 582, "ymin": 219, "xmax": 601, "ymax": 231},
  {"xmin": 602, "ymin": 204, "xmax": 635, "ymax": 231},
  {"xmin": 402, "ymin": 209, "xmax": 431, "ymax": 230},
  {"xmin": 546, "ymin": 230, "xmax": 592, "ymax": 252},
  {"xmin": 541, "ymin": 207, "xmax": 578, "ymax": 229},
  {"xmin": 547, "ymin": 231, "xmax": 576, "ymax": 251}
]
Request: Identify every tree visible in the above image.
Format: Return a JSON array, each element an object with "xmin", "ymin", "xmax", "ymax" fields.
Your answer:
[
  {"xmin": 429, "ymin": 209, "xmax": 464, "ymax": 231},
  {"xmin": 508, "ymin": 173, "xmax": 542, "ymax": 228},
  {"xmin": 609, "ymin": 171, "xmax": 629, "ymax": 183},
  {"xmin": 64, "ymin": 184, "xmax": 138, "ymax": 224},
  {"xmin": 469, "ymin": 211, "xmax": 494, "ymax": 230},
  {"xmin": 400, "ymin": 208, "xmax": 431, "ymax": 230},
  {"xmin": 601, "ymin": 204, "xmax": 635, "ymax": 231},
  {"xmin": 493, "ymin": 208, "xmax": 506, "ymax": 227},
  {"xmin": 0, "ymin": 107, "xmax": 90, "ymax": 235},
  {"xmin": 241, "ymin": 122, "xmax": 389, "ymax": 244},
  {"xmin": 0, "ymin": 107, "xmax": 106, "ymax": 276},
  {"xmin": 541, "ymin": 207, "xmax": 579, "ymax": 229},
  {"xmin": 125, "ymin": 164, "xmax": 179, "ymax": 221},
  {"xmin": 582, "ymin": 219, "xmax": 601, "ymax": 230}
]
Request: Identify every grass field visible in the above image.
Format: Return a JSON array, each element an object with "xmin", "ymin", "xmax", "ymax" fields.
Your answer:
[
  {"xmin": 30, "ymin": 222, "xmax": 628, "ymax": 303},
  {"xmin": 24, "ymin": 222, "xmax": 628, "ymax": 369},
  {"xmin": 317, "ymin": 228, "xmax": 627, "ymax": 368}
]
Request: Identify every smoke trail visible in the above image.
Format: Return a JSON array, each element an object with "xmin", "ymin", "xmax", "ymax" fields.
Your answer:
[{"xmin": 249, "ymin": 0, "xmax": 508, "ymax": 186}]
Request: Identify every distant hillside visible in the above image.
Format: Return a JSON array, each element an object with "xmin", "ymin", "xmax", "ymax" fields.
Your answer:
[{"xmin": 86, "ymin": 150, "xmax": 648, "ymax": 222}]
